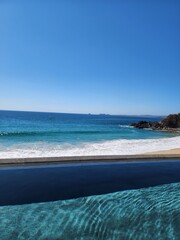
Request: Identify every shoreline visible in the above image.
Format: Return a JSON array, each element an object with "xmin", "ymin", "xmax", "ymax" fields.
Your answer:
[
  {"xmin": 145, "ymin": 148, "xmax": 180, "ymax": 155},
  {"xmin": 0, "ymin": 136, "xmax": 180, "ymax": 159}
]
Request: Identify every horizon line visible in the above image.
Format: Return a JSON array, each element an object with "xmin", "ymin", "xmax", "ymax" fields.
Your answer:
[{"xmin": 0, "ymin": 109, "xmax": 167, "ymax": 117}]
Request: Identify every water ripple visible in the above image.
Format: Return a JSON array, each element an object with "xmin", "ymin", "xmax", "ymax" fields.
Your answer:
[{"xmin": 0, "ymin": 182, "xmax": 180, "ymax": 239}]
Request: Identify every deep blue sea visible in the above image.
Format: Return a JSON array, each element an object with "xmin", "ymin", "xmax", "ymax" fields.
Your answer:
[{"xmin": 0, "ymin": 110, "xmax": 179, "ymax": 158}]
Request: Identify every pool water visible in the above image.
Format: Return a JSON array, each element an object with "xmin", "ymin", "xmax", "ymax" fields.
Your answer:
[
  {"xmin": 0, "ymin": 182, "xmax": 180, "ymax": 240},
  {"xmin": 1, "ymin": 161, "xmax": 180, "ymax": 205},
  {"xmin": 0, "ymin": 161, "xmax": 180, "ymax": 239}
]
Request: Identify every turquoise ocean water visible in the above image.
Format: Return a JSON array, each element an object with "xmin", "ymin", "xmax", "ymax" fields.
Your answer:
[{"xmin": 0, "ymin": 110, "xmax": 179, "ymax": 158}]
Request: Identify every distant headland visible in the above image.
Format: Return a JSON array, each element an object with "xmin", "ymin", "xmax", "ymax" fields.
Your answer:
[{"xmin": 131, "ymin": 113, "xmax": 180, "ymax": 131}]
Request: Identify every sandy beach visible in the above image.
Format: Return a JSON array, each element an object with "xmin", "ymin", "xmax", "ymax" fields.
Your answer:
[{"xmin": 145, "ymin": 148, "xmax": 180, "ymax": 155}]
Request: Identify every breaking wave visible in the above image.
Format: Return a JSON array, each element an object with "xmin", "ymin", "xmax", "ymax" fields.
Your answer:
[
  {"xmin": 0, "ymin": 130, "xmax": 120, "ymax": 137},
  {"xmin": 0, "ymin": 136, "xmax": 180, "ymax": 159}
]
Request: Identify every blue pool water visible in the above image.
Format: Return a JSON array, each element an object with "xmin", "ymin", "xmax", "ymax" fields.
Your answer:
[
  {"xmin": 1, "ymin": 161, "xmax": 180, "ymax": 205},
  {"xmin": 0, "ymin": 161, "xmax": 180, "ymax": 239},
  {"xmin": 0, "ymin": 181, "xmax": 180, "ymax": 239},
  {"xmin": 0, "ymin": 110, "xmax": 179, "ymax": 158}
]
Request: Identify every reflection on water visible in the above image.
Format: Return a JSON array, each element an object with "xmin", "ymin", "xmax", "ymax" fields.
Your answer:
[{"xmin": 1, "ymin": 182, "xmax": 180, "ymax": 240}]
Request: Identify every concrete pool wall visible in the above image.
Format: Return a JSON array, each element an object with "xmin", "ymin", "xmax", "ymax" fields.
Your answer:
[{"xmin": 0, "ymin": 154, "xmax": 180, "ymax": 167}]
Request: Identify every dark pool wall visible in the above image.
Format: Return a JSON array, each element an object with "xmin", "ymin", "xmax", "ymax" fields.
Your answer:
[{"xmin": 0, "ymin": 160, "xmax": 180, "ymax": 206}]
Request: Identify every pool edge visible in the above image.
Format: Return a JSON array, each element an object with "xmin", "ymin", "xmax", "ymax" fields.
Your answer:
[{"xmin": 0, "ymin": 154, "xmax": 180, "ymax": 167}]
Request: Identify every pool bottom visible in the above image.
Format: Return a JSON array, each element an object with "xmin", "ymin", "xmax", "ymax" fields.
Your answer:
[{"xmin": 0, "ymin": 182, "xmax": 180, "ymax": 240}]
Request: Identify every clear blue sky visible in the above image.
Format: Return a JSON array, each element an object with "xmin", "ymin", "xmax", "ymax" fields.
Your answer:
[{"xmin": 0, "ymin": 0, "xmax": 179, "ymax": 115}]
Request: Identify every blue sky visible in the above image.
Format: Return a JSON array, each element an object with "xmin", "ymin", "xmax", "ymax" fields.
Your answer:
[{"xmin": 0, "ymin": 0, "xmax": 180, "ymax": 115}]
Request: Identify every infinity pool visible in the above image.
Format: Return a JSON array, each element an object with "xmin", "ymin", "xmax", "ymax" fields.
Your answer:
[{"xmin": 0, "ymin": 160, "xmax": 180, "ymax": 239}]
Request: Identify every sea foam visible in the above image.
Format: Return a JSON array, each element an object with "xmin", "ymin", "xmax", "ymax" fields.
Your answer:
[{"xmin": 0, "ymin": 136, "xmax": 180, "ymax": 159}]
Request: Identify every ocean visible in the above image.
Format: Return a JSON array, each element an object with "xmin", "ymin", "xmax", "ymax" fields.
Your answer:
[{"xmin": 0, "ymin": 110, "xmax": 179, "ymax": 158}]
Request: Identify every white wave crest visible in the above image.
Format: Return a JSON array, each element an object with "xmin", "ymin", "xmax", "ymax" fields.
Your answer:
[
  {"xmin": 0, "ymin": 136, "xmax": 180, "ymax": 159},
  {"xmin": 118, "ymin": 125, "xmax": 133, "ymax": 128}
]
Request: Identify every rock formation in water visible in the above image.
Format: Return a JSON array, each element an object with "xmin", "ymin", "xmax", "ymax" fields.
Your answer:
[{"xmin": 131, "ymin": 113, "xmax": 180, "ymax": 131}]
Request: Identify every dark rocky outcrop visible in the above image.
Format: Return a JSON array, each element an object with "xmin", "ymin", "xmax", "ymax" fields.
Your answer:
[
  {"xmin": 131, "ymin": 113, "xmax": 180, "ymax": 131},
  {"xmin": 160, "ymin": 113, "xmax": 180, "ymax": 128}
]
